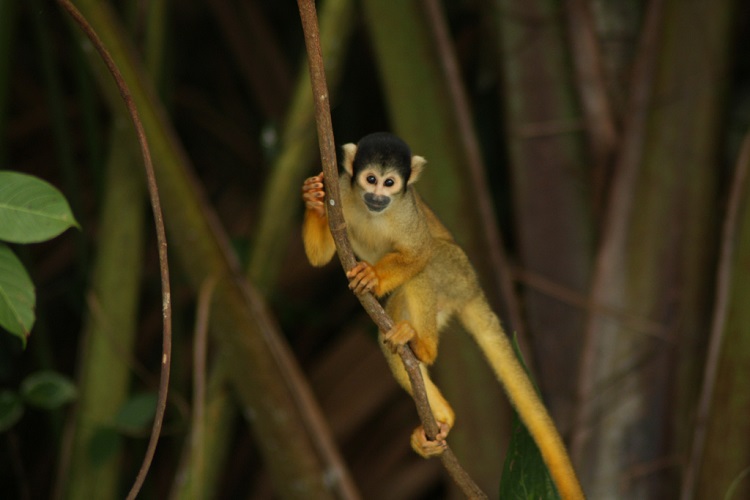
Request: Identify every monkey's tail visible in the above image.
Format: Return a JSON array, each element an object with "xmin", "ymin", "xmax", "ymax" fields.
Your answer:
[{"xmin": 459, "ymin": 295, "xmax": 585, "ymax": 500}]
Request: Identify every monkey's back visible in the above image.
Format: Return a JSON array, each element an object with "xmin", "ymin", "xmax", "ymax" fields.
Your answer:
[{"xmin": 426, "ymin": 239, "xmax": 482, "ymax": 309}]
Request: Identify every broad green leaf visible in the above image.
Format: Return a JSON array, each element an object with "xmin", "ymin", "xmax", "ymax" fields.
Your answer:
[
  {"xmin": 0, "ymin": 390, "xmax": 24, "ymax": 432},
  {"xmin": 0, "ymin": 171, "xmax": 79, "ymax": 243},
  {"xmin": 498, "ymin": 336, "xmax": 560, "ymax": 500},
  {"xmin": 20, "ymin": 371, "xmax": 78, "ymax": 410},
  {"xmin": 0, "ymin": 243, "xmax": 35, "ymax": 345},
  {"xmin": 115, "ymin": 392, "xmax": 157, "ymax": 435}
]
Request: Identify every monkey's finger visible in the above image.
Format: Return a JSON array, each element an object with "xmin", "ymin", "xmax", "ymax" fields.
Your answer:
[
  {"xmin": 306, "ymin": 172, "xmax": 323, "ymax": 183},
  {"xmin": 345, "ymin": 266, "xmax": 360, "ymax": 282},
  {"xmin": 350, "ymin": 272, "xmax": 377, "ymax": 295},
  {"xmin": 302, "ymin": 190, "xmax": 325, "ymax": 203},
  {"xmin": 348, "ymin": 275, "xmax": 367, "ymax": 294},
  {"xmin": 349, "ymin": 274, "xmax": 375, "ymax": 296},
  {"xmin": 302, "ymin": 172, "xmax": 324, "ymax": 184},
  {"xmin": 346, "ymin": 262, "xmax": 368, "ymax": 279},
  {"xmin": 358, "ymin": 280, "xmax": 375, "ymax": 295},
  {"xmin": 302, "ymin": 182, "xmax": 324, "ymax": 194},
  {"xmin": 302, "ymin": 190, "xmax": 324, "ymax": 202},
  {"xmin": 302, "ymin": 192, "xmax": 322, "ymax": 203},
  {"xmin": 347, "ymin": 272, "xmax": 363, "ymax": 290}
]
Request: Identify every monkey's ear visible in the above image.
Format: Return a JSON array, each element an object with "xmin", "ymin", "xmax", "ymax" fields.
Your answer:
[
  {"xmin": 409, "ymin": 156, "xmax": 427, "ymax": 185},
  {"xmin": 342, "ymin": 143, "xmax": 357, "ymax": 176}
]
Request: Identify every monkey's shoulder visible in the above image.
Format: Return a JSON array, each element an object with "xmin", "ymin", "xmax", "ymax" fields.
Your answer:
[{"xmin": 410, "ymin": 193, "xmax": 453, "ymax": 242}]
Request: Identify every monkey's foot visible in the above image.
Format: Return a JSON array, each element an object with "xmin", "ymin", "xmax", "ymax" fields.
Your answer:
[
  {"xmin": 347, "ymin": 261, "xmax": 379, "ymax": 295},
  {"xmin": 383, "ymin": 321, "xmax": 416, "ymax": 353},
  {"xmin": 410, "ymin": 421, "xmax": 450, "ymax": 458}
]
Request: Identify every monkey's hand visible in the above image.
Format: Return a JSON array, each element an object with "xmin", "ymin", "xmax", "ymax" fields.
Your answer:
[
  {"xmin": 347, "ymin": 261, "xmax": 379, "ymax": 296},
  {"xmin": 302, "ymin": 172, "xmax": 326, "ymax": 217},
  {"xmin": 410, "ymin": 420, "xmax": 450, "ymax": 458}
]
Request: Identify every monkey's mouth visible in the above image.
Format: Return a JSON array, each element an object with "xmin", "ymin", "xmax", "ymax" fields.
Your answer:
[{"xmin": 364, "ymin": 194, "xmax": 390, "ymax": 212}]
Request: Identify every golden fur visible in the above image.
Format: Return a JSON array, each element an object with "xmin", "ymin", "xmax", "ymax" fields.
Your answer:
[{"xmin": 302, "ymin": 138, "xmax": 584, "ymax": 499}]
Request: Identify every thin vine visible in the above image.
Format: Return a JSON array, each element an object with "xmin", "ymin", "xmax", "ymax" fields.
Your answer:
[{"xmin": 57, "ymin": 1, "xmax": 172, "ymax": 498}]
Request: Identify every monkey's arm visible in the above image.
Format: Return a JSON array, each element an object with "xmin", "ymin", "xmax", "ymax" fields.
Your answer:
[
  {"xmin": 348, "ymin": 247, "xmax": 429, "ymax": 297},
  {"xmin": 372, "ymin": 247, "xmax": 430, "ymax": 295},
  {"xmin": 302, "ymin": 173, "xmax": 336, "ymax": 266}
]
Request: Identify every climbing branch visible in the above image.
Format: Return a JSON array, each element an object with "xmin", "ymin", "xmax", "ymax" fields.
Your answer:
[{"xmin": 296, "ymin": 1, "xmax": 486, "ymax": 498}]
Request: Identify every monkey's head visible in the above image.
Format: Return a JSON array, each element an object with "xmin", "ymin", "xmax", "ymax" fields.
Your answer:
[{"xmin": 342, "ymin": 132, "xmax": 426, "ymax": 213}]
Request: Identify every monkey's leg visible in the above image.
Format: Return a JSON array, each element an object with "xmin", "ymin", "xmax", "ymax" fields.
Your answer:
[
  {"xmin": 378, "ymin": 339, "xmax": 453, "ymax": 458},
  {"xmin": 386, "ymin": 279, "xmax": 440, "ymax": 364},
  {"xmin": 383, "ymin": 287, "xmax": 455, "ymax": 457}
]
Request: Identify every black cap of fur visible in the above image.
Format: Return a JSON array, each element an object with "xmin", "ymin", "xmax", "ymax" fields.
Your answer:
[{"xmin": 352, "ymin": 132, "xmax": 412, "ymax": 185}]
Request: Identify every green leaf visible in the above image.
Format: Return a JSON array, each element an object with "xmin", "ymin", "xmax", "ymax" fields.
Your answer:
[
  {"xmin": 498, "ymin": 335, "xmax": 560, "ymax": 500},
  {"xmin": 20, "ymin": 371, "xmax": 78, "ymax": 410},
  {"xmin": 0, "ymin": 171, "xmax": 79, "ymax": 243},
  {"xmin": 114, "ymin": 392, "xmax": 157, "ymax": 435},
  {"xmin": 0, "ymin": 243, "xmax": 35, "ymax": 346},
  {"xmin": 0, "ymin": 390, "xmax": 24, "ymax": 432}
]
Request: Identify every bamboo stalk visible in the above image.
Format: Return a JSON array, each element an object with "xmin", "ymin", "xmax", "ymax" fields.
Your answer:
[{"xmin": 682, "ymin": 132, "xmax": 750, "ymax": 500}]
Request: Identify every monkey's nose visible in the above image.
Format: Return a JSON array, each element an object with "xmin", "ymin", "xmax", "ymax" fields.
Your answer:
[{"xmin": 364, "ymin": 194, "xmax": 390, "ymax": 212}]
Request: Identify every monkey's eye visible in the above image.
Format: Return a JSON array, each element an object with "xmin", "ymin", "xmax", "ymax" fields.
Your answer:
[
  {"xmin": 384, "ymin": 178, "xmax": 395, "ymax": 187},
  {"xmin": 366, "ymin": 175, "xmax": 377, "ymax": 185}
]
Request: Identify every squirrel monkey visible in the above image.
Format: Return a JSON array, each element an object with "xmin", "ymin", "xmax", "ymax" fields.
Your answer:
[{"xmin": 301, "ymin": 132, "xmax": 584, "ymax": 499}]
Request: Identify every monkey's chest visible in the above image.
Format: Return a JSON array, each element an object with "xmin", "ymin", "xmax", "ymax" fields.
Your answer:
[{"xmin": 347, "ymin": 222, "xmax": 393, "ymax": 264}]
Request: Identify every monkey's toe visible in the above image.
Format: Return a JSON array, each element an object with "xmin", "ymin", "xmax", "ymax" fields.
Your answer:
[
  {"xmin": 410, "ymin": 424, "xmax": 448, "ymax": 458},
  {"xmin": 384, "ymin": 321, "xmax": 416, "ymax": 352}
]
